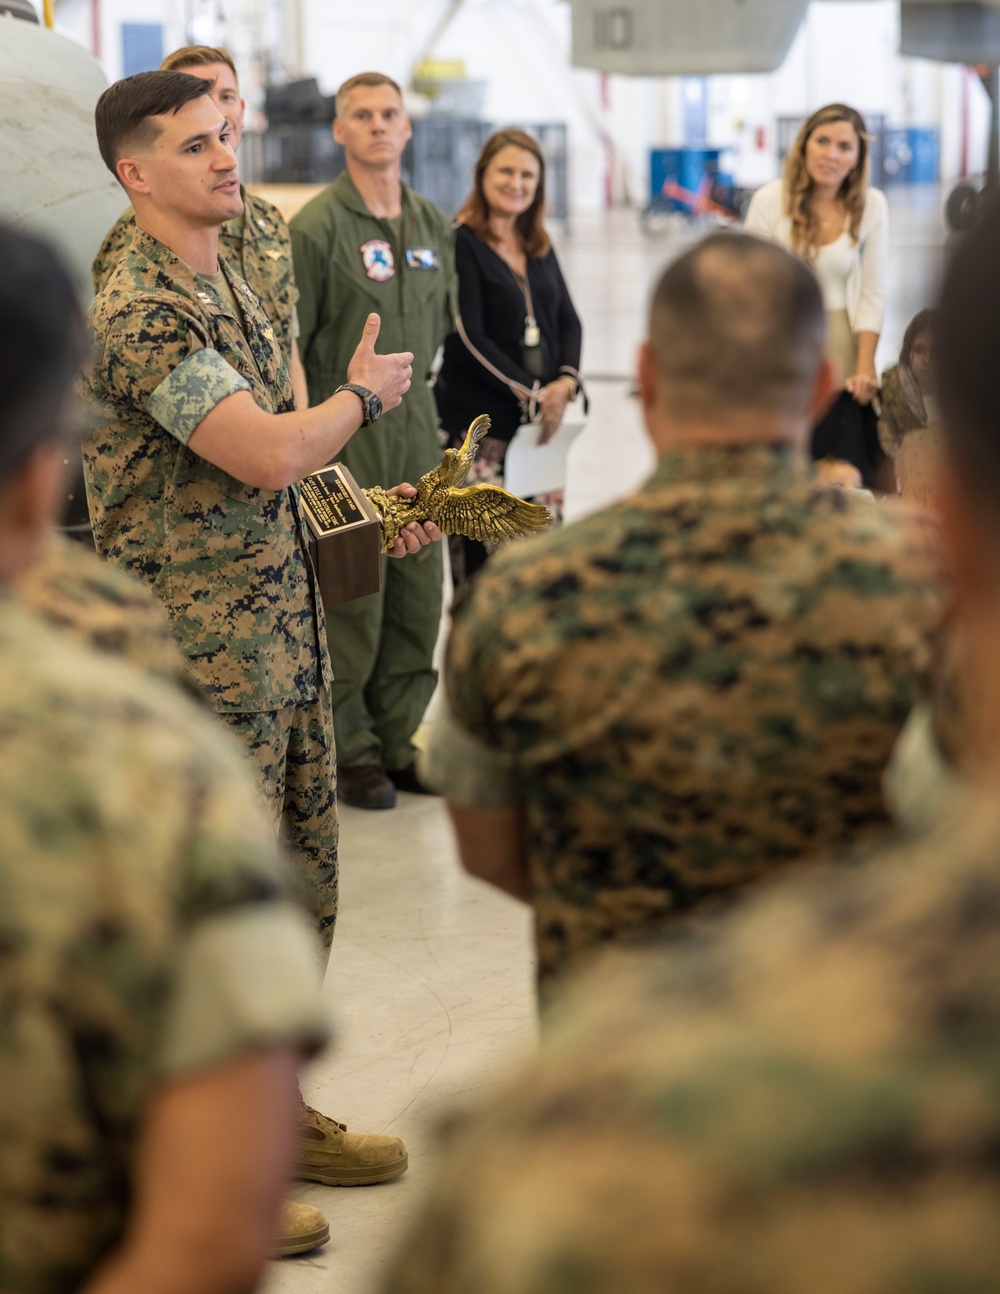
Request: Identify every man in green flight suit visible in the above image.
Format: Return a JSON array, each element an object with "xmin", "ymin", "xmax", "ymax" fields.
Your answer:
[
  {"xmin": 92, "ymin": 44, "xmax": 309, "ymax": 409},
  {"xmin": 292, "ymin": 72, "xmax": 457, "ymax": 809}
]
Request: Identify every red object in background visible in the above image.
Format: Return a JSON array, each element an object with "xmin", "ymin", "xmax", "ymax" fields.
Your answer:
[
  {"xmin": 755, "ymin": 125, "xmax": 767, "ymax": 150},
  {"xmin": 660, "ymin": 175, "xmax": 740, "ymax": 221}
]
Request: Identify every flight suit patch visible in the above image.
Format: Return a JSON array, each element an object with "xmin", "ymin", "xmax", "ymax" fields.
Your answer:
[
  {"xmin": 406, "ymin": 246, "xmax": 440, "ymax": 269},
  {"xmin": 360, "ymin": 239, "xmax": 395, "ymax": 281}
]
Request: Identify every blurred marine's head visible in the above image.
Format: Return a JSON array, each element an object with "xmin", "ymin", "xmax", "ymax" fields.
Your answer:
[
  {"xmin": 643, "ymin": 233, "xmax": 827, "ymax": 435},
  {"xmin": 0, "ymin": 224, "xmax": 87, "ymax": 579},
  {"xmin": 934, "ymin": 196, "xmax": 1000, "ymax": 750},
  {"xmin": 159, "ymin": 46, "xmax": 245, "ymax": 149},
  {"xmin": 937, "ymin": 199, "xmax": 1000, "ymax": 522}
]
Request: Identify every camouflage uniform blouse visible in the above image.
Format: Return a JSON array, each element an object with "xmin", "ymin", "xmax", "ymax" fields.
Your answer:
[
  {"xmin": 382, "ymin": 791, "xmax": 1000, "ymax": 1294},
  {"xmin": 82, "ymin": 227, "xmax": 329, "ymax": 713},
  {"xmin": 422, "ymin": 444, "xmax": 941, "ymax": 986},
  {"xmin": 91, "ymin": 188, "xmax": 299, "ymax": 366},
  {"xmin": 17, "ymin": 533, "xmax": 194, "ymax": 695},
  {"xmin": 0, "ymin": 597, "xmax": 328, "ymax": 1293}
]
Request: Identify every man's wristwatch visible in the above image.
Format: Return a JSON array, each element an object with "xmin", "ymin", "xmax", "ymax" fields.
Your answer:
[{"xmin": 336, "ymin": 383, "xmax": 383, "ymax": 427}]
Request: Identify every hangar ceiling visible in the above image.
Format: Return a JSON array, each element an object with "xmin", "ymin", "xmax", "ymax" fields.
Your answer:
[
  {"xmin": 568, "ymin": 0, "xmax": 811, "ymax": 75},
  {"xmin": 568, "ymin": 0, "xmax": 1000, "ymax": 74},
  {"xmin": 901, "ymin": 2, "xmax": 1000, "ymax": 64}
]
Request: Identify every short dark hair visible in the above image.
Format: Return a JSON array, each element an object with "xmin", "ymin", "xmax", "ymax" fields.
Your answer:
[
  {"xmin": 0, "ymin": 223, "xmax": 87, "ymax": 488},
  {"xmin": 95, "ymin": 70, "xmax": 212, "ymax": 178},
  {"xmin": 937, "ymin": 196, "xmax": 1000, "ymax": 503},
  {"xmin": 335, "ymin": 72, "xmax": 403, "ymax": 113},
  {"xmin": 649, "ymin": 233, "xmax": 826, "ymax": 417}
]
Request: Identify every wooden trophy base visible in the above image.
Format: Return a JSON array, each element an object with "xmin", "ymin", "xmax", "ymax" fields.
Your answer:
[{"xmin": 298, "ymin": 463, "xmax": 383, "ymax": 606}]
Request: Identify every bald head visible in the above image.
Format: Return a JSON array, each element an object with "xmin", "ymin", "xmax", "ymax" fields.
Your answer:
[{"xmin": 648, "ymin": 234, "xmax": 826, "ymax": 421}]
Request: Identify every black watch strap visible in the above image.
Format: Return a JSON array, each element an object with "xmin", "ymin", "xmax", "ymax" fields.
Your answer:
[{"xmin": 335, "ymin": 383, "xmax": 381, "ymax": 426}]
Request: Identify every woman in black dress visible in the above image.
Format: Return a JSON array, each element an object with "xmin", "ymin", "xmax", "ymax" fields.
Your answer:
[{"xmin": 434, "ymin": 128, "xmax": 584, "ymax": 584}]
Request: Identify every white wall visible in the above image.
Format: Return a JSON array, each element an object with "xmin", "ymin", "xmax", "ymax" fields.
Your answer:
[{"xmin": 50, "ymin": 0, "xmax": 186, "ymax": 84}]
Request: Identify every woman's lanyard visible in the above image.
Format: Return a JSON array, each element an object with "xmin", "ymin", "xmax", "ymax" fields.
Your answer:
[
  {"xmin": 504, "ymin": 253, "xmax": 543, "ymax": 349},
  {"xmin": 508, "ymin": 264, "xmax": 540, "ymax": 351},
  {"xmin": 507, "ymin": 264, "xmax": 547, "ymax": 381}
]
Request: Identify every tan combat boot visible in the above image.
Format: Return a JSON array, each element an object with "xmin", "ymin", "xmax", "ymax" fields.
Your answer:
[
  {"xmin": 297, "ymin": 1104, "xmax": 408, "ymax": 1186},
  {"xmin": 273, "ymin": 1201, "xmax": 330, "ymax": 1257}
]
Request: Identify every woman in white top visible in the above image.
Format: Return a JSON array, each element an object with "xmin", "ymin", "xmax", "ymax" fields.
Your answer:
[{"xmin": 745, "ymin": 104, "xmax": 888, "ymax": 408}]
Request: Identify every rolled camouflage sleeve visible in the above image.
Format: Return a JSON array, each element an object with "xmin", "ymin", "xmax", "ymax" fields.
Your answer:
[
  {"xmin": 96, "ymin": 299, "xmax": 250, "ymax": 446},
  {"xmin": 443, "ymin": 579, "xmax": 507, "ymax": 745},
  {"xmin": 151, "ymin": 716, "xmax": 332, "ymax": 1076},
  {"xmin": 419, "ymin": 696, "xmax": 517, "ymax": 806},
  {"xmin": 148, "ymin": 348, "xmax": 251, "ymax": 444},
  {"xmin": 424, "ymin": 579, "xmax": 519, "ymax": 804},
  {"xmin": 156, "ymin": 902, "xmax": 330, "ymax": 1076}
]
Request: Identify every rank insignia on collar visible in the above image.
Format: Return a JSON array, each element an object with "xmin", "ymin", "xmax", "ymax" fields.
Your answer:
[
  {"xmin": 265, "ymin": 249, "xmax": 283, "ymax": 261},
  {"xmin": 257, "ymin": 219, "xmax": 268, "ymax": 230},
  {"xmin": 360, "ymin": 239, "xmax": 395, "ymax": 281}
]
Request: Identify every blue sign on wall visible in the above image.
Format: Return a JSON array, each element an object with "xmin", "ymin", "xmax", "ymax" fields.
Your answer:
[
  {"xmin": 884, "ymin": 127, "xmax": 940, "ymax": 185},
  {"xmin": 122, "ymin": 23, "xmax": 164, "ymax": 77}
]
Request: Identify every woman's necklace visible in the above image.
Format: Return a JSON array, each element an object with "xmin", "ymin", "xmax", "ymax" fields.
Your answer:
[
  {"xmin": 813, "ymin": 199, "xmax": 846, "ymax": 242},
  {"xmin": 490, "ymin": 224, "xmax": 527, "ymax": 277}
]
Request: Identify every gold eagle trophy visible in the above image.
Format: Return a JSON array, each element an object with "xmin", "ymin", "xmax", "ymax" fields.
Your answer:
[
  {"xmin": 364, "ymin": 415, "xmax": 551, "ymax": 553},
  {"xmin": 299, "ymin": 416, "xmax": 550, "ymax": 608}
]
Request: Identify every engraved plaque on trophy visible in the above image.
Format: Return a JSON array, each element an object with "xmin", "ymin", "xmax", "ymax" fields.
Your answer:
[{"xmin": 298, "ymin": 463, "xmax": 383, "ymax": 606}]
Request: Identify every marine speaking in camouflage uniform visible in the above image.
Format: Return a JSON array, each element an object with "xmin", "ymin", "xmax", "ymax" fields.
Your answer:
[
  {"xmin": 291, "ymin": 72, "xmax": 457, "ymax": 810},
  {"xmin": 81, "ymin": 70, "xmax": 437, "ymax": 1191},
  {"xmin": 421, "ymin": 232, "xmax": 940, "ymax": 992},
  {"xmin": 0, "ymin": 221, "xmax": 330, "ymax": 1293},
  {"xmin": 91, "ymin": 44, "xmax": 308, "ymax": 409},
  {"xmin": 383, "ymin": 205, "xmax": 1000, "ymax": 1294}
]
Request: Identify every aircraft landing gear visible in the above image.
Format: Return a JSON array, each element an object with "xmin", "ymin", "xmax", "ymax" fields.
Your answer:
[{"xmin": 946, "ymin": 63, "xmax": 1000, "ymax": 231}]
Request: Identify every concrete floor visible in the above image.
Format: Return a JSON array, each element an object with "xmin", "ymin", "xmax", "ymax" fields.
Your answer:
[{"xmin": 263, "ymin": 190, "xmax": 948, "ymax": 1294}]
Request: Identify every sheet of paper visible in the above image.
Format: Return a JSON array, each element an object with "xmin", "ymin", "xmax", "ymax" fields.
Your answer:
[{"xmin": 503, "ymin": 420, "xmax": 586, "ymax": 497}]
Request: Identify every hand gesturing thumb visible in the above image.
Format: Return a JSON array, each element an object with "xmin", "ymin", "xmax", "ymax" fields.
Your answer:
[{"xmin": 358, "ymin": 312, "xmax": 381, "ymax": 352}]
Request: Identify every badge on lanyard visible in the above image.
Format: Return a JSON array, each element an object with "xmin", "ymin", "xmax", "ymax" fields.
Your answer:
[
  {"xmin": 405, "ymin": 246, "xmax": 440, "ymax": 270},
  {"xmin": 360, "ymin": 239, "xmax": 395, "ymax": 282}
]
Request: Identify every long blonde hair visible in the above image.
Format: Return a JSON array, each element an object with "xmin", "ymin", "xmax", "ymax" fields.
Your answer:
[{"xmin": 784, "ymin": 104, "xmax": 870, "ymax": 262}]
